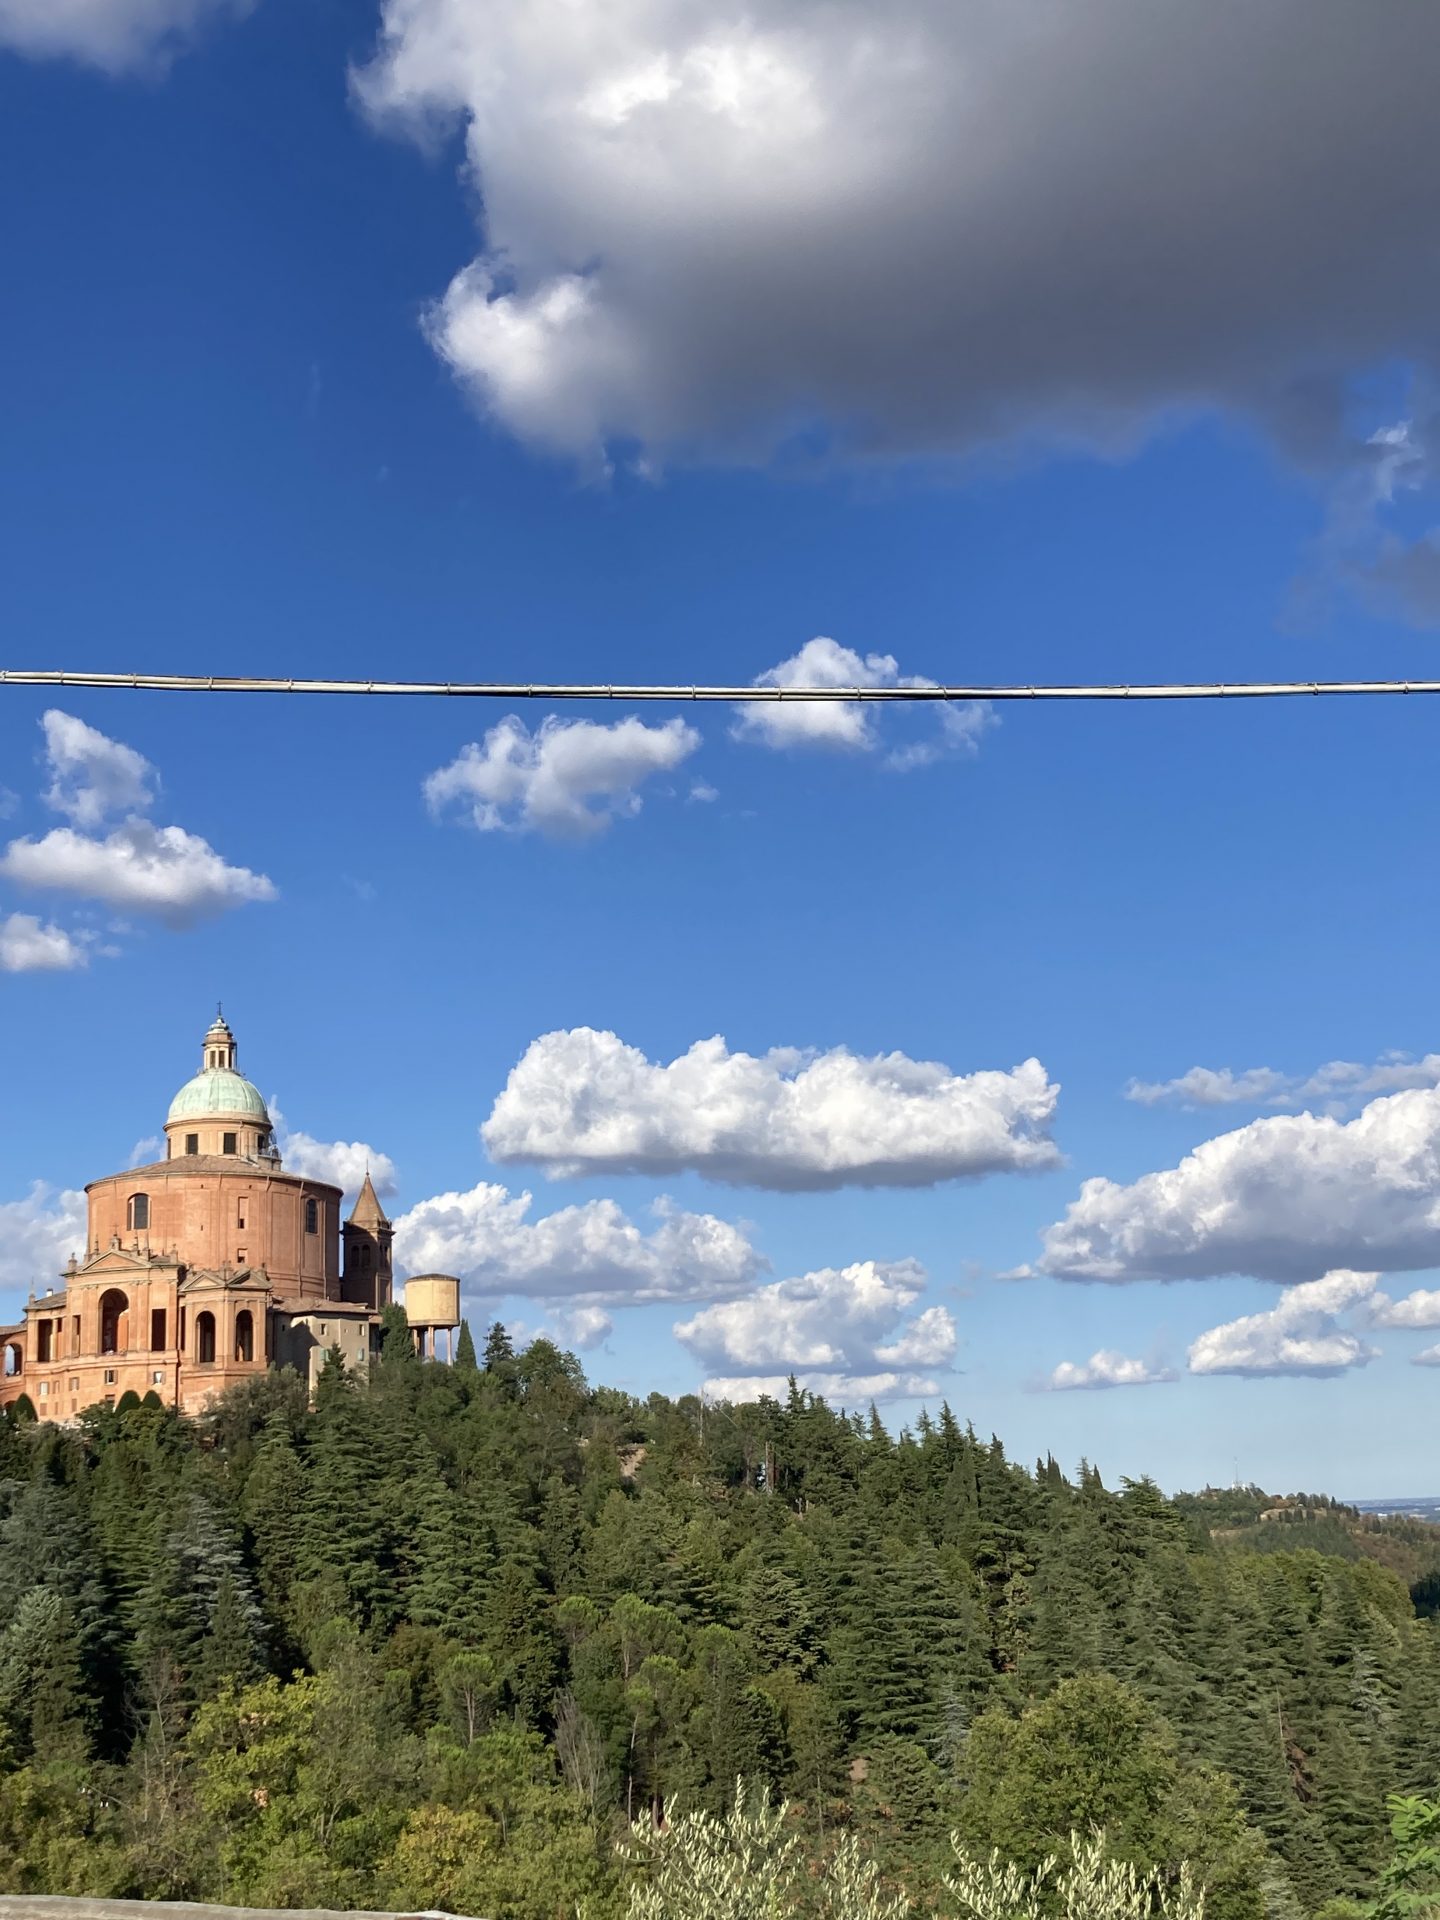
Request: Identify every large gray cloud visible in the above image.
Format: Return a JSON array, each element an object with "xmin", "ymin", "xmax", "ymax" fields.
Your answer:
[
  {"xmin": 358, "ymin": 0, "xmax": 1440, "ymax": 468},
  {"xmin": 1035, "ymin": 1086, "xmax": 1440, "ymax": 1284}
]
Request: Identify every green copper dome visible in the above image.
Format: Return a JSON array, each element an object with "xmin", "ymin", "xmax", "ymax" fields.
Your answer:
[{"xmin": 167, "ymin": 1068, "xmax": 270, "ymax": 1123}]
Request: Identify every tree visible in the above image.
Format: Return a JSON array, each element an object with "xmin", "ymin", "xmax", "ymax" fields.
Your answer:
[
  {"xmin": 454, "ymin": 1319, "xmax": 478, "ymax": 1371},
  {"xmin": 1373, "ymin": 1795, "xmax": 1440, "ymax": 1920}
]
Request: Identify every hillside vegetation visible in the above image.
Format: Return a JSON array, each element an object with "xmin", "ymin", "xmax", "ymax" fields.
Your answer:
[{"xmin": 0, "ymin": 1315, "xmax": 1436, "ymax": 1919}]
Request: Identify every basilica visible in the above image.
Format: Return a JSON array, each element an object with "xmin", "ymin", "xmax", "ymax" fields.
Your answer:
[{"xmin": 0, "ymin": 1012, "xmax": 434, "ymax": 1419}]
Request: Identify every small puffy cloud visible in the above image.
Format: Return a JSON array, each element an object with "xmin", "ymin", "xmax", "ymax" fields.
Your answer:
[
  {"xmin": 272, "ymin": 1119, "xmax": 397, "ymax": 1203},
  {"xmin": 0, "ymin": 821, "xmax": 275, "ymax": 927},
  {"xmin": 394, "ymin": 1183, "xmax": 762, "ymax": 1302},
  {"xmin": 0, "ymin": 0, "xmax": 248, "ymax": 70},
  {"xmin": 1125, "ymin": 1066, "xmax": 1294, "ymax": 1110},
  {"xmin": 702, "ymin": 1370, "xmax": 933, "ymax": 1406},
  {"xmin": 674, "ymin": 1257, "xmax": 955, "ymax": 1403},
  {"xmin": 40, "ymin": 710, "xmax": 155, "ymax": 829},
  {"xmin": 1188, "ymin": 1270, "xmax": 1381, "ymax": 1378},
  {"xmin": 1369, "ymin": 1286, "xmax": 1440, "ymax": 1330},
  {"xmin": 0, "ymin": 913, "xmax": 87, "ymax": 973},
  {"xmin": 484, "ymin": 1027, "xmax": 1059, "ymax": 1191},
  {"xmin": 1125, "ymin": 1052, "xmax": 1440, "ymax": 1112},
  {"xmin": 1412, "ymin": 1344, "xmax": 1440, "ymax": 1368},
  {"xmin": 424, "ymin": 714, "xmax": 700, "ymax": 839},
  {"xmin": 547, "ymin": 1305, "xmax": 613, "ymax": 1350},
  {"xmin": 0, "ymin": 1183, "xmax": 86, "ymax": 1303},
  {"xmin": 1036, "ymin": 1086, "xmax": 1440, "ymax": 1284},
  {"xmin": 732, "ymin": 636, "xmax": 993, "ymax": 767},
  {"xmin": 128, "ymin": 1136, "xmax": 163, "ymax": 1169},
  {"xmin": 357, "ymin": 1, "xmax": 1440, "ymax": 472},
  {"xmin": 1044, "ymin": 1350, "xmax": 1177, "ymax": 1392}
]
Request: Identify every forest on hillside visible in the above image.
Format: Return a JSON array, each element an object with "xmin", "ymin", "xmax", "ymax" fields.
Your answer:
[{"xmin": 1, "ymin": 1312, "xmax": 1437, "ymax": 1920}]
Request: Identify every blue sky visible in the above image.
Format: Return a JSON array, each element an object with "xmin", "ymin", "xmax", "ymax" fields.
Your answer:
[{"xmin": 4, "ymin": 0, "xmax": 1440, "ymax": 1496}]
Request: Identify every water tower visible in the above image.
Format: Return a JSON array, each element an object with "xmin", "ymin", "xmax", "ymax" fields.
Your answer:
[{"xmin": 402, "ymin": 1273, "xmax": 461, "ymax": 1360}]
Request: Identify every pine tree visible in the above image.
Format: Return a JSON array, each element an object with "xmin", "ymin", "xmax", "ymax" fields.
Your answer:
[{"xmin": 454, "ymin": 1319, "xmax": 478, "ymax": 1371}]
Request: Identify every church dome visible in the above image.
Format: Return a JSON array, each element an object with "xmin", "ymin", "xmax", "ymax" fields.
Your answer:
[{"xmin": 167, "ymin": 1068, "xmax": 269, "ymax": 1122}]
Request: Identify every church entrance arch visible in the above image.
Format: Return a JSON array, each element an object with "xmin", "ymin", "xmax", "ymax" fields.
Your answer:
[
  {"xmin": 99, "ymin": 1289, "xmax": 129, "ymax": 1356},
  {"xmin": 3, "ymin": 1341, "xmax": 20, "ymax": 1377},
  {"xmin": 196, "ymin": 1311, "xmax": 216, "ymax": 1365}
]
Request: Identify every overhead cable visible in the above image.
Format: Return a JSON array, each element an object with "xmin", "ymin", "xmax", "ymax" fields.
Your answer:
[{"xmin": 2, "ymin": 669, "xmax": 1440, "ymax": 702}]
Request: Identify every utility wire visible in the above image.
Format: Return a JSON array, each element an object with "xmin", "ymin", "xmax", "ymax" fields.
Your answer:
[{"xmin": 2, "ymin": 669, "xmax": 1440, "ymax": 702}]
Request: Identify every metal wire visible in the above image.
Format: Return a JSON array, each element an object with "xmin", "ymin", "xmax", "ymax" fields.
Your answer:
[{"xmin": 2, "ymin": 668, "xmax": 1440, "ymax": 702}]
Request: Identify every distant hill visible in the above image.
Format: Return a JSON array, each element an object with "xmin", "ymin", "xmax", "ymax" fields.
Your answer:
[{"xmin": 1175, "ymin": 1482, "xmax": 1440, "ymax": 1601}]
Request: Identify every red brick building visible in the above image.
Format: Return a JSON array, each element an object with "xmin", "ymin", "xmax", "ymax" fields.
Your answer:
[{"xmin": 0, "ymin": 1013, "xmax": 398, "ymax": 1418}]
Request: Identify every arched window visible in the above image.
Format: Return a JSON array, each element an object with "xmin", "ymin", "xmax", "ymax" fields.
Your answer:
[
  {"xmin": 128, "ymin": 1193, "xmax": 149, "ymax": 1232},
  {"xmin": 2, "ymin": 1340, "xmax": 20, "ymax": 1377},
  {"xmin": 305, "ymin": 1197, "xmax": 318, "ymax": 1235},
  {"xmin": 99, "ymin": 1288, "xmax": 129, "ymax": 1356},
  {"xmin": 196, "ymin": 1311, "xmax": 216, "ymax": 1365},
  {"xmin": 234, "ymin": 1309, "xmax": 254, "ymax": 1363}
]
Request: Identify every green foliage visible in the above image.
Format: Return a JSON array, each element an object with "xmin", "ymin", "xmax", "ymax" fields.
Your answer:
[
  {"xmin": 1373, "ymin": 1795, "xmax": 1440, "ymax": 1920},
  {"xmin": 0, "ymin": 1364, "xmax": 1430, "ymax": 1913}
]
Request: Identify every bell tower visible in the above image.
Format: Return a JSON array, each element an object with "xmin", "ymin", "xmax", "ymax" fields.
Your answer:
[{"xmin": 342, "ymin": 1171, "xmax": 392, "ymax": 1311}]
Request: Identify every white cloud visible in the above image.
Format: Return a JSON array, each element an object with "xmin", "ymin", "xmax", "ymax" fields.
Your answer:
[
  {"xmin": 0, "ymin": 914, "xmax": 87, "ymax": 974},
  {"xmin": 701, "ymin": 1369, "xmax": 934, "ymax": 1406},
  {"xmin": 0, "ymin": 1184, "xmax": 86, "ymax": 1306},
  {"xmin": 1036, "ymin": 1085, "xmax": 1440, "ymax": 1284},
  {"xmin": 1188, "ymin": 1270, "xmax": 1381, "ymax": 1378},
  {"xmin": 268, "ymin": 1106, "xmax": 398, "ymax": 1199},
  {"xmin": 394, "ymin": 1183, "xmax": 763, "ymax": 1302},
  {"xmin": 0, "ymin": 821, "xmax": 275, "ymax": 927},
  {"xmin": 1125, "ymin": 1052, "xmax": 1440, "ymax": 1112},
  {"xmin": 1044, "ymin": 1350, "xmax": 1177, "ymax": 1392},
  {"xmin": 0, "ymin": 0, "xmax": 248, "ymax": 70},
  {"xmin": 1369, "ymin": 1286, "xmax": 1440, "ymax": 1331},
  {"xmin": 675, "ymin": 1257, "xmax": 954, "ymax": 1406},
  {"xmin": 484, "ymin": 1027, "xmax": 1059, "ymax": 1190},
  {"xmin": 1125, "ymin": 1066, "xmax": 1295, "ymax": 1109},
  {"xmin": 424, "ymin": 713, "xmax": 700, "ymax": 839},
  {"xmin": 356, "ymin": 1, "xmax": 1440, "ymax": 470},
  {"xmin": 546, "ymin": 1304, "xmax": 613, "ymax": 1350},
  {"xmin": 1413, "ymin": 1344, "xmax": 1440, "ymax": 1369},
  {"xmin": 128, "ymin": 1136, "xmax": 163, "ymax": 1169},
  {"xmin": 40, "ymin": 710, "xmax": 155, "ymax": 829},
  {"xmin": 731, "ymin": 636, "xmax": 992, "ymax": 767}
]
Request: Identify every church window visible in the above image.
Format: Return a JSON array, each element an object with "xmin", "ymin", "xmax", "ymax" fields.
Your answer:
[
  {"xmin": 3, "ymin": 1342, "xmax": 21, "ymax": 1378},
  {"xmin": 305, "ymin": 1197, "xmax": 318, "ymax": 1234},
  {"xmin": 69, "ymin": 1378, "xmax": 78, "ymax": 1391},
  {"xmin": 237, "ymin": 1201, "xmax": 246, "ymax": 1228},
  {"xmin": 150, "ymin": 1308, "xmax": 167, "ymax": 1350},
  {"xmin": 186, "ymin": 1134, "xmax": 199, "ymax": 1156},
  {"xmin": 223, "ymin": 1132, "xmax": 237, "ymax": 1155},
  {"xmin": 36, "ymin": 1321, "xmax": 53, "ymax": 1363},
  {"xmin": 151, "ymin": 1371, "xmax": 163, "ymax": 1384},
  {"xmin": 235, "ymin": 1310, "xmax": 254, "ymax": 1363},
  {"xmin": 197, "ymin": 1311, "xmax": 216, "ymax": 1365},
  {"xmin": 99, "ymin": 1289, "xmax": 128, "ymax": 1356},
  {"xmin": 38, "ymin": 1382, "xmax": 47, "ymax": 1398},
  {"xmin": 128, "ymin": 1193, "xmax": 149, "ymax": 1231},
  {"xmin": 104, "ymin": 1369, "xmax": 115, "ymax": 1386}
]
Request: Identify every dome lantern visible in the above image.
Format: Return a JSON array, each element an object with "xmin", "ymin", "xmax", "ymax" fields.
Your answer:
[{"xmin": 161, "ymin": 1011, "xmax": 277, "ymax": 1163}]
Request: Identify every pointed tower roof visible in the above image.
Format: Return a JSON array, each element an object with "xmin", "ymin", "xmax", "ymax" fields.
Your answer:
[{"xmin": 349, "ymin": 1170, "xmax": 390, "ymax": 1228}]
